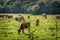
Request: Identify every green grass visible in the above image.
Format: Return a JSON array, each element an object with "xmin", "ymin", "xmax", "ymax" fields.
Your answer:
[{"xmin": 0, "ymin": 14, "xmax": 60, "ymax": 40}]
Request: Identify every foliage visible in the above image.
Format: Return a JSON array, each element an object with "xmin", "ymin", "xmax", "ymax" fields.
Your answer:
[{"xmin": 0, "ymin": 0, "xmax": 60, "ymax": 14}]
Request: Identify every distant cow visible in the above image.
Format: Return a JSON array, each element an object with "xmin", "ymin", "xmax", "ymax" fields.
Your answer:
[
  {"xmin": 42, "ymin": 13, "xmax": 47, "ymax": 19},
  {"xmin": 0, "ymin": 14, "xmax": 5, "ymax": 18},
  {"xmin": 36, "ymin": 19, "xmax": 39, "ymax": 26},
  {"xmin": 5, "ymin": 15, "xmax": 13, "ymax": 19},
  {"xmin": 28, "ymin": 16, "xmax": 30, "ymax": 18},
  {"xmin": 18, "ymin": 22, "xmax": 30, "ymax": 34},
  {"xmin": 56, "ymin": 16, "xmax": 60, "ymax": 19},
  {"xmin": 18, "ymin": 15, "xmax": 25, "ymax": 21}
]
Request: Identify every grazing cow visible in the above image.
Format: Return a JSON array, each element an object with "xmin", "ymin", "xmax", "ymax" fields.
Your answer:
[
  {"xmin": 56, "ymin": 16, "xmax": 60, "ymax": 19},
  {"xmin": 5, "ymin": 15, "xmax": 13, "ymax": 19},
  {"xmin": 36, "ymin": 19, "xmax": 39, "ymax": 26},
  {"xmin": 18, "ymin": 22, "xmax": 30, "ymax": 34},
  {"xmin": 42, "ymin": 13, "xmax": 47, "ymax": 19},
  {"xmin": 0, "ymin": 14, "xmax": 5, "ymax": 18},
  {"xmin": 18, "ymin": 15, "xmax": 25, "ymax": 21},
  {"xmin": 7, "ymin": 15, "xmax": 13, "ymax": 19},
  {"xmin": 10, "ymin": 15, "xmax": 13, "ymax": 18},
  {"xmin": 5, "ymin": 15, "xmax": 8, "ymax": 18},
  {"xmin": 28, "ymin": 16, "xmax": 30, "ymax": 18}
]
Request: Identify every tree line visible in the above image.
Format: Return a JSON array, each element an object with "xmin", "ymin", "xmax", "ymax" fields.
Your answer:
[{"xmin": 0, "ymin": 0, "xmax": 60, "ymax": 14}]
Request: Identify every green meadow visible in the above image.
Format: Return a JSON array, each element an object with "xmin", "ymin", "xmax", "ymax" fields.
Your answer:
[{"xmin": 0, "ymin": 14, "xmax": 60, "ymax": 40}]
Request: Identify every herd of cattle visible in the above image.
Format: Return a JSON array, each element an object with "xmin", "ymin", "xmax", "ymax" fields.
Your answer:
[
  {"xmin": 0, "ymin": 14, "xmax": 60, "ymax": 34},
  {"xmin": 0, "ymin": 14, "xmax": 13, "ymax": 19}
]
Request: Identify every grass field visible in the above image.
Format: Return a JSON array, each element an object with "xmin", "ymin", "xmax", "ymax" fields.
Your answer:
[{"xmin": 0, "ymin": 14, "xmax": 60, "ymax": 40}]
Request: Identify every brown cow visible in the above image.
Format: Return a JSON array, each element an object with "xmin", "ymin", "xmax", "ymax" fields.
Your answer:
[
  {"xmin": 18, "ymin": 22, "xmax": 30, "ymax": 34},
  {"xmin": 36, "ymin": 19, "xmax": 39, "ymax": 26},
  {"xmin": 5, "ymin": 15, "xmax": 8, "ymax": 18},
  {"xmin": 56, "ymin": 16, "xmax": 60, "ymax": 19},
  {"xmin": 5, "ymin": 15, "xmax": 13, "ymax": 19},
  {"xmin": 18, "ymin": 15, "xmax": 25, "ymax": 21},
  {"xmin": 42, "ymin": 13, "xmax": 47, "ymax": 19},
  {"xmin": 0, "ymin": 14, "xmax": 5, "ymax": 18}
]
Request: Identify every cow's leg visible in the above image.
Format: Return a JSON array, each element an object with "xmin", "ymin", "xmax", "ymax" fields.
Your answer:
[
  {"xmin": 23, "ymin": 18, "xmax": 25, "ymax": 21},
  {"xmin": 36, "ymin": 23, "xmax": 39, "ymax": 26},
  {"xmin": 18, "ymin": 29, "xmax": 21, "ymax": 34},
  {"xmin": 22, "ymin": 28, "xmax": 24, "ymax": 33},
  {"xmin": 28, "ymin": 27, "xmax": 30, "ymax": 33},
  {"xmin": 45, "ymin": 16, "xmax": 47, "ymax": 19}
]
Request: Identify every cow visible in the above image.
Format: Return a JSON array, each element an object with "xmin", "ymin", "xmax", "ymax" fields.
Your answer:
[
  {"xmin": 36, "ymin": 19, "xmax": 39, "ymax": 26},
  {"xmin": 5, "ymin": 15, "xmax": 13, "ymax": 19},
  {"xmin": 56, "ymin": 16, "xmax": 60, "ymax": 19},
  {"xmin": 18, "ymin": 22, "xmax": 30, "ymax": 34},
  {"xmin": 5, "ymin": 15, "xmax": 8, "ymax": 18},
  {"xmin": 18, "ymin": 15, "xmax": 25, "ymax": 21},
  {"xmin": 10, "ymin": 15, "xmax": 13, "ymax": 19},
  {"xmin": 0, "ymin": 14, "xmax": 5, "ymax": 18},
  {"xmin": 42, "ymin": 13, "xmax": 47, "ymax": 19},
  {"xmin": 28, "ymin": 16, "xmax": 30, "ymax": 18}
]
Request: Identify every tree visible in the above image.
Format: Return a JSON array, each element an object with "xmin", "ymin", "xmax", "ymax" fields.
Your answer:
[{"xmin": 52, "ymin": 1, "xmax": 60, "ymax": 14}]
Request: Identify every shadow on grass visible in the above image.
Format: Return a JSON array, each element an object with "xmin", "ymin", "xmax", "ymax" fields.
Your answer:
[{"xmin": 23, "ymin": 30, "xmax": 38, "ymax": 40}]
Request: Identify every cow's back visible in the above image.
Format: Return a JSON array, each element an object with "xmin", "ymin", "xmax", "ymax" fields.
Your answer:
[{"xmin": 20, "ymin": 22, "xmax": 30, "ymax": 29}]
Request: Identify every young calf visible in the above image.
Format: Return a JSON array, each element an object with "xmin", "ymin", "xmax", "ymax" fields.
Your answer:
[
  {"xmin": 18, "ymin": 22, "xmax": 30, "ymax": 34},
  {"xmin": 18, "ymin": 15, "xmax": 25, "ymax": 21},
  {"xmin": 36, "ymin": 19, "xmax": 39, "ymax": 26},
  {"xmin": 42, "ymin": 13, "xmax": 47, "ymax": 19}
]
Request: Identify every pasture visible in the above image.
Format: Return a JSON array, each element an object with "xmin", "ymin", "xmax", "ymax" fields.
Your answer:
[{"xmin": 0, "ymin": 14, "xmax": 60, "ymax": 40}]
